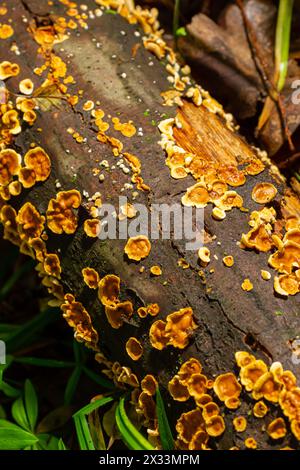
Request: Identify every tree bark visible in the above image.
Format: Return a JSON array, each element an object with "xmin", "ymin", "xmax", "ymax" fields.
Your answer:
[{"xmin": 1, "ymin": 0, "xmax": 300, "ymax": 449}]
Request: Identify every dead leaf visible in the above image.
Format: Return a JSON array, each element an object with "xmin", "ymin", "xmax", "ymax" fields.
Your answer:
[
  {"xmin": 178, "ymin": 0, "xmax": 300, "ymax": 156},
  {"xmin": 36, "ymin": 405, "xmax": 73, "ymax": 433}
]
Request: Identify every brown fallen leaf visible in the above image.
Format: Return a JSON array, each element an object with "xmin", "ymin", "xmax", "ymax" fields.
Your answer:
[{"xmin": 179, "ymin": 0, "xmax": 300, "ymax": 156}]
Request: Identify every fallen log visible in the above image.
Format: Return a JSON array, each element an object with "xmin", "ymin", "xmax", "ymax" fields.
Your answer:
[{"xmin": 0, "ymin": 0, "xmax": 300, "ymax": 450}]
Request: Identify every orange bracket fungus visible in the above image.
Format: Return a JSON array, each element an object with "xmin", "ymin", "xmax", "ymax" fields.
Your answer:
[
  {"xmin": 168, "ymin": 376, "xmax": 190, "ymax": 402},
  {"xmin": 82, "ymin": 267, "xmax": 100, "ymax": 289},
  {"xmin": 245, "ymin": 437, "xmax": 258, "ymax": 449},
  {"xmin": 150, "ymin": 265, "xmax": 162, "ymax": 276},
  {"xmin": 267, "ymin": 418, "xmax": 287, "ymax": 440},
  {"xmin": 251, "ymin": 182, "xmax": 277, "ymax": 205},
  {"xmin": 141, "ymin": 375, "xmax": 158, "ymax": 396},
  {"xmin": 125, "ymin": 337, "xmax": 143, "ymax": 361},
  {"xmin": 233, "ymin": 416, "xmax": 247, "ymax": 432},
  {"xmin": 46, "ymin": 190, "xmax": 81, "ymax": 234},
  {"xmin": 150, "ymin": 307, "xmax": 197, "ymax": 350},
  {"xmin": 19, "ymin": 78, "xmax": 34, "ymax": 95},
  {"xmin": 205, "ymin": 415, "xmax": 225, "ymax": 437},
  {"xmin": 24, "ymin": 147, "xmax": 51, "ymax": 182},
  {"xmin": 105, "ymin": 300, "xmax": 133, "ymax": 329},
  {"xmin": 253, "ymin": 401, "xmax": 269, "ymax": 418},
  {"xmin": 0, "ymin": 149, "xmax": 21, "ymax": 186},
  {"xmin": 0, "ymin": 61, "xmax": 20, "ymax": 80},
  {"xmin": 16, "ymin": 202, "xmax": 45, "ymax": 240},
  {"xmin": 43, "ymin": 253, "xmax": 61, "ymax": 279},
  {"xmin": 18, "ymin": 167, "xmax": 36, "ymax": 188},
  {"xmin": 84, "ymin": 218, "xmax": 101, "ymax": 238},
  {"xmin": 213, "ymin": 372, "xmax": 242, "ymax": 406},
  {"xmin": 124, "ymin": 235, "xmax": 151, "ymax": 261},
  {"xmin": 98, "ymin": 274, "xmax": 120, "ymax": 307}
]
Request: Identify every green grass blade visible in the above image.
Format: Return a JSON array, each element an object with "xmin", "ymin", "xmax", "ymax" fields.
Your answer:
[
  {"xmin": 116, "ymin": 397, "xmax": 154, "ymax": 450},
  {"xmin": 64, "ymin": 366, "xmax": 82, "ymax": 405},
  {"xmin": 73, "ymin": 397, "xmax": 114, "ymax": 450},
  {"xmin": 24, "ymin": 379, "xmax": 38, "ymax": 432},
  {"xmin": 58, "ymin": 438, "xmax": 67, "ymax": 450},
  {"xmin": 275, "ymin": 0, "xmax": 294, "ymax": 91},
  {"xmin": 73, "ymin": 340, "xmax": 83, "ymax": 364},
  {"xmin": 156, "ymin": 387, "xmax": 174, "ymax": 450},
  {"xmin": 73, "ymin": 396, "xmax": 114, "ymax": 417},
  {"xmin": 0, "ymin": 259, "xmax": 34, "ymax": 302},
  {"xmin": 6, "ymin": 308, "xmax": 58, "ymax": 353},
  {"xmin": 115, "ymin": 405, "xmax": 139, "ymax": 450},
  {"xmin": 83, "ymin": 366, "xmax": 115, "ymax": 389},
  {"xmin": 173, "ymin": 0, "xmax": 181, "ymax": 39},
  {"xmin": 15, "ymin": 357, "xmax": 75, "ymax": 368},
  {"xmin": 73, "ymin": 414, "xmax": 95, "ymax": 450}
]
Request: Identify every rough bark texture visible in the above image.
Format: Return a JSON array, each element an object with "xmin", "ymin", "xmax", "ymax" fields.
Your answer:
[{"xmin": 1, "ymin": 0, "xmax": 300, "ymax": 449}]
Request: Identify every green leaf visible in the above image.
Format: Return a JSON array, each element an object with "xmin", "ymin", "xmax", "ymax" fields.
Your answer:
[
  {"xmin": 24, "ymin": 380, "xmax": 38, "ymax": 431},
  {"xmin": 37, "ymin": 433, "xmax": 62, "ymax": 450},
  {"xmin": 58, "ymin": 438, "xmax": 67, "ymax": 450},
  {"xmin": 73, "ymin": 340, "xmax": 83, "ymax": 364},
  {"xmin": 74, "ymin": 414, "xmax": 95, "ymax": 450},
  {"xmin": 0, "ymin": 420, "xmax": 38, "ymax": 450},
  {"xmin": 176, "ymin": 27, "xmax": 187, "ymax": 37},
  {"xmin": 274, "ymin": 0, "xmax": 294, "ymax": 91},
  {"xmin": 73, "ymin": 396, "xmax": 114, "ymax": 450},
  {"xmin": 15, "ymin": 357, "xmax": 75, "ymax": 368},
  {"xmin": 173, "ymin": 0, "xmax": 181, "ymax": 39},
  {"xmin": 73, "ymin": 396, "xmax": 114, "ymax": 418},
  {"xmin": 115, "ymin": 397, "xmax": 154, "ymax": 450},
  {"xmin": 12, "ymin": 396, "xmax": 30, "ymax": 431},
  {"xmin": 37, "ymin": 405, "xmax": 72, "ymax": 434},
  {"xmin": 64, "ymin": 367, "xmax": 82, "ymax": 405},
  {"xmin": 0, "ymin": 380, "xmax": 21, "ymax": 398},
  {"xmin": 0, "ymin": 405, "xmax": 6, "ymax": 419},
  {"xmin": 156, "ymin": 387, "xmax": 174, "ymax": 450},
  {"xmin": 0, "ymin": 323, "xmax": 19, "ymax": 340},
  {"xmin": 83, "ymin": 366, "xmax": 115, "ymax": 389}
]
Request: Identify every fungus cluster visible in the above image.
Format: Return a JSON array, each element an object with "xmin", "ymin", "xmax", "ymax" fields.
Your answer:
[
  {"xmin": 98, "ymin": 274, "xmax": 134, "ymax": 329},
  {"xmin": 240, "ymin": 204, "xmax": 300, "ymax": 296},
  {"xmin": 150, "ymin": 307, "xmax": 197, "ymax": 350},
  {"xmin": 173, "ymin": 362, "xmax": 225, "ymax": 450},
  {"xmin": 236, "ymin": 351, "xmax": 300, "ymax": 441},
  {"xmin": 0, "ymin": 146, "xmax": 51, "ymax": 202},
  {"xmin": 137, "ymin": 303, "xmax": 160, "ymax": 318},
  {"xmin": 95, "ymin": 353, "xmax": 139, "ymax": 389},
  {"xmin": 46, "ymin": 189, "xmax": 81, "ymax": 234},
  {"xmin": 61, "ymin": 293, "xmax": 99, "ymax": 350}
]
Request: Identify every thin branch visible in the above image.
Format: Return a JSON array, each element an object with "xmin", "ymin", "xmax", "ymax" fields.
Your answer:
[{"xmin": 235, "ymin": 0, "xmax": 294, "ymax": 151}]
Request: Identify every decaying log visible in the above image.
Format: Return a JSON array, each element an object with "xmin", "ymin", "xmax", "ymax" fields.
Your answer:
[{"xmin": 1, "ymin": 0, "xmax": 300, "ymax": 450}]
